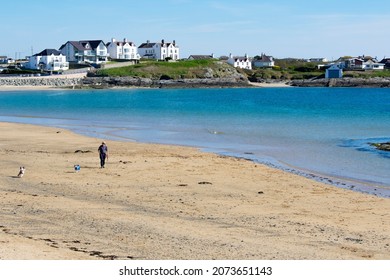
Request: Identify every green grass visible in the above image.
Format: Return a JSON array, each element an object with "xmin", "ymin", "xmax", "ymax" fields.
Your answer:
[
  {"xmin": 97, "ymin": 59, "xmax": 219, "ymax": 79},
  {"xmin": 343, "ymin": 70, "xmax": 390, "ymax": 78},
  {"xmin": 96, "ymin": 59, "xmax": 390, "ymax": 81}
]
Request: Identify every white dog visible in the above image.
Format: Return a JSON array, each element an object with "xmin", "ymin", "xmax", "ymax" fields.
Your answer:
[{"xmin": 17, "ymin": 166, "xmax": 25, "ymax": 178}]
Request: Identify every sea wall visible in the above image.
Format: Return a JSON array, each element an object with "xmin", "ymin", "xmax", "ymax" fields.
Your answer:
[
  {"xmin": 0, "ymin": 76, "xmax": 83, "ymax": 87},
  {"xmin": 3, "ymin": 75, "xmax": 390, "ymax": 89}
]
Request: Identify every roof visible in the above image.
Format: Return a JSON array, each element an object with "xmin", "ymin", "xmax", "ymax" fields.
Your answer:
[
  {"xmin": 233, "ymin": 56, "xmax": 250, "ymax": 62},
  {"xmin": 80, "ymin": 40, "xmax": 104, "ymax": 50},
  {"xmin": 34, "ymin": 49, "xmax": 62, "ymax": 56},
  {"xmin": 107, "ymin": 41, "xmax": 135, "ymax": 47},
  {"xmin": 189, "ymin": 55, "xmax": 213, "ymax": 60},
  {"xmin": 254, "ymin": 54, "xmax": 273, "ymax": 63},
  {"xmin": 138, "ymin": 42, "xmax": 157, "ymax": 48},
  {"xmin": 60, "ymin": 40, "xmax": 105, "ymax": 51},
  {"xmin": 380, "ymin": 58, "xmax": 390, "ymax": 64},
  {"xmin": 138, "ymin": 41, "xmax": 178, "ymax": 49}
]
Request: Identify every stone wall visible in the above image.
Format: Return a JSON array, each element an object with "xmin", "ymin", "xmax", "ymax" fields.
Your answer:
[{"xmin": 0, "ymin": 76, "xmax": 83, "ymax": 87}]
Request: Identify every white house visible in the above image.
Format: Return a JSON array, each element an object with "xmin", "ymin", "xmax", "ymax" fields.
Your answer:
[
  {"xmin": 253, "ymin": 53, "xmax": 274, "ymax": 68},
  {"xmin": 25, "ymin": 49, "xmax": 69, "ymax": 71},
  {"xmin": 363, "ymin": 59, "xmax": 385, "ymax": 70},
  {"xmin": 138, "ymin": 39, "xmax": 180, "ymax": 60},
  {"xmin": 227, "ymin": 53, "xmax": 252, "ymax": 70},
  {"xmin": 59, "ymin": 40, "xmax": 108, "ymax": 64},
  {"xmin": 106, "ymin": 38, "xmax": 140, "ymax": 60}
]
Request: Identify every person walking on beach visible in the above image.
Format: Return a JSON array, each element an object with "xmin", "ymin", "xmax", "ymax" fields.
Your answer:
[{"xmin": 98, "ymin": 141, "xmax": 108, "ymax": 168}]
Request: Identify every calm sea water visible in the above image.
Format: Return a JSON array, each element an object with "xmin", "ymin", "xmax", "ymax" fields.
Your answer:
[{"xmin": 1, "ymin": 87, "xmax": 389, "ymax": 196}]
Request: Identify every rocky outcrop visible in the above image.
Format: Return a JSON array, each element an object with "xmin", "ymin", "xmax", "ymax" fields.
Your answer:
[
  {"xmin": 80, "ymin": 76, "xmax": 249, "ymax": 88},
  {"xmin": 370, "ymin": 142, "xmax": 390, "ymax": 152},
  {"xmin": 291, "ymin": 77, "xmax": 390, "ymax": 87}
]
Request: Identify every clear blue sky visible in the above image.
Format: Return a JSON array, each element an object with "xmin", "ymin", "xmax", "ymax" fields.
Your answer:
[{"xmin": 2, "ymin": 0, "xmax": 390, "ymax": 60}]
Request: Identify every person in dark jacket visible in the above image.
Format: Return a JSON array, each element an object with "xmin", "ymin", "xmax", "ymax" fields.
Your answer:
[{"xmin": 98, "ymin": 142, "xmax": 108, "ymax": 168}]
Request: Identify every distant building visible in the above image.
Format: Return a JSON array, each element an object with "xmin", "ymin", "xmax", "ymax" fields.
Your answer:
[
  {"xmin": 227, "ymin": 53, "xmax": 252, "ymax": 70},
  {"xmin": 253, "ymin": 53, "xmax": 274, "ymax": 68},
  {"xmin": 325, "ymin": 64, "xmax": 343, "ymax": 79},
  {"xmin": 106, "ymin": 38, "xmax": 140, "ymax": 60},
  {"xmin": 24, "ymin": 49, "xmax": 69, "ymax": 71},
  {"xmin": 308, "ymin": 58, "xmax": 328, "ymax": 63},
  {"xmin": 363, "ymin": 59, "xmax": 385, "ymax": 70},
  {"xmin": 344, "ymin": 58, "xmax": 364, "ymax": 70},
  {"xmin": 341, "ymin": 57, "xmax": 385, "ymax": 70},
  {"xmin": 0, "ymin": 56, "xmax": 15, "ymax": 64},
  {"xmin": 59, "ymin": 40, "xmax": 108, "ymax": 64},
  {"xmin": 188, "ymin": 54, "xmax": 214, "ymax": 60},
  {"xmin": 380, "ymin": 58, "xmax": 390, "ymax": 69},
  {"xmin": 0, "ymin": 56, "xmax": 7, "ymax": 63},
  {"xmin": 138, "ymin": 39, "xmax": 180, "ymax": 60}
]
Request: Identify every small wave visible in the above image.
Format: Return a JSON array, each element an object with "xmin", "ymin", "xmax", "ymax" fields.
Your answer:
[
  {"xmin": 339, "ymin": 137, "xmax": 390, "ymax": 159},
  {"xmin": 206, "ymin": 129, "xmax": 224, "ymax": 135}
]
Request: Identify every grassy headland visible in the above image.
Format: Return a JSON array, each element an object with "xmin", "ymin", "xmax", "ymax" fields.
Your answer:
[
  {"xmin": 96, "ymin": 59, "xmax": 390, "ymax": 83},
  {"xmin": 96, "ymin": 59, "xmax": 242, "ymax": 80}
]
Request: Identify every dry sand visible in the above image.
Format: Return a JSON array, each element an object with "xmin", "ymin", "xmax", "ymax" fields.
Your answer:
[{"xmin": 0, "ymin": 122, "xmax": 389, "ymax": 260}]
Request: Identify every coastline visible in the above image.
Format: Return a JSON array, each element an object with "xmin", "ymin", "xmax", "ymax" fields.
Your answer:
[
  {"xmin": 1, "ymin": 75, "xmax": 390, "ymax": 90},
  {"xmin": 1, "ymin": 122, "xmax": 389, "ymax": 260}
]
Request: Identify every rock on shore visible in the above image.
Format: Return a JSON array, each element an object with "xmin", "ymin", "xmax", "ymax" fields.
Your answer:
[
  {"xmin": 370, "ymin": 142, "xmax": 390, "ymax": 152},
  {"xmin": 80, "ymin": 76, "xmax": 249, "ymax": 88},
  {"xmin": 291, "ymin": 77, "xmax": 390, "ymax": 87}
]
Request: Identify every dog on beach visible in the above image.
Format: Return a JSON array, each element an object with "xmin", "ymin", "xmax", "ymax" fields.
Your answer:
[
  {"xmin": 74, "ymin": 165, "xmax": 80, "ymax": 172},
  {"xmin": 17, "ymin": 166, "xmax": 25, "ymax": 178}
]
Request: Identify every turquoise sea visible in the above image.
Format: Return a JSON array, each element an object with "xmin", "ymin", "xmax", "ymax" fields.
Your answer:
[{"xmin": 0, "ymin": 87, "xmax": 389, "ymax": 197}]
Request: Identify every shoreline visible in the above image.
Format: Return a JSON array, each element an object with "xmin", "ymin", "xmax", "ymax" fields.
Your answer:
[
  {"xmin": 1, "ymin": 122, "xmax": 389, "ymax": 260},
  {"xmin": 1, "ymin": 75, "xmax": 390, "ymax": 90}
]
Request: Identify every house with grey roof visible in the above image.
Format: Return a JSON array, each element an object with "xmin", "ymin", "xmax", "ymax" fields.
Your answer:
[
  {"xmin": 59, "ymin": 40, "xmax": 108, "ymax": 64},
  {"xmin": 138, "ymin": 39, "xmax": 179, "ymax": 60},
  {"xmin": 253, "ymin": 53, "xmax": 274, "ymax": 68},
  {"xmin": 24, "ymin": 49, "xmax": 69, "ymax": 71}
]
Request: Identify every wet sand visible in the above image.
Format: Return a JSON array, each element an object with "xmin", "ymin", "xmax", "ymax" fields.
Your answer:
[{"xmin": 0, "ymin": 122, "xmax": 389, "ymax": 259}]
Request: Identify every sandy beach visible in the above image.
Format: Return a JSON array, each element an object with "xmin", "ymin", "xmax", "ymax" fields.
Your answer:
[{"xmin": 0, "ymin": 122, "xmax": 389, "ymax": 260}]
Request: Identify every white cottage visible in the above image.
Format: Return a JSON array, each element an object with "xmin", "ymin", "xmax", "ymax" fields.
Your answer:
[
  {"xmin": 363, "ymin": 60, "xmax": 385, "ymax": 70},
  {"xmin": 253, "ymin": 53, "xmax": 274, "ymax": 68},
  {"xmin": 59, "ymin": 40, "xmax": 108, "ymax": 64},
  {"xmin": 25, "ymin": 49, "xmax": 69, "ymax": 71},
  {"xmin": 227, "ymin": 53, "xmax": 252, "ymax": 70},
  {"xmin": 106, "ymin": 38, "xmax": 140, "ymax": 60},
  {"xmin": 138, "ymin": 39, "xmax": 180, "ymax": 60}
]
